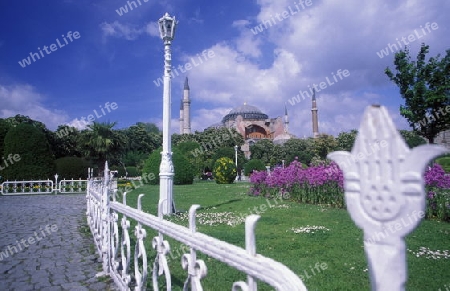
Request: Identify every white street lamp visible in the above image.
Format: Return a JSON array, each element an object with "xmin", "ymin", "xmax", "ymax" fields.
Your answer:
[{"xmin": 158, "ymin": 13, "xmax": 177, "ymax": 215}]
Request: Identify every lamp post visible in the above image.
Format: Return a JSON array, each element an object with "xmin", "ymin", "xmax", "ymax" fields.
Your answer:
[
  {"xmin": 234, "ymin": 145, "xmax": 238, "ymax": 180},
  {"xmin": 158, "ymin": 13, "xmax": 177, "ymax": 215}
]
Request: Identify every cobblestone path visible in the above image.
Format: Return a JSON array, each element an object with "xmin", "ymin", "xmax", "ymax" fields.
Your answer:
[{"xmin": 0, "ymin": 194, "xmax": 117, "ymax": 291}]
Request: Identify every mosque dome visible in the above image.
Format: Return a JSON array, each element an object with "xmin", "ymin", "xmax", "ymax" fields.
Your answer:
[{"xmin": 222, "ymin": 103, "xmax": 269, "ymax": 123}]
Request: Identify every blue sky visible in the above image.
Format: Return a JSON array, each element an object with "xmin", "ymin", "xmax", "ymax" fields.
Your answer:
[{"xmin": 0, "ymin": 0, "xmax": 449, "ymax": 138}]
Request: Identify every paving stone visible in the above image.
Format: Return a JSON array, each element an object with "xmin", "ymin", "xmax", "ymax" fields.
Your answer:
[{"xmin": 0, "ymin": 194, "xmax": 118, "ymax": 290}]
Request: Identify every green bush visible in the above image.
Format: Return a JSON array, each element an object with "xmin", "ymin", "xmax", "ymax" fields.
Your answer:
[
  {"xmin": 2, "ymin": 124, "xmax": 55, "ymax": 180},
  {"xmin": 244, "ymin": 159, "xmax": 266, "ymax": 176},
  {"xmin": 399, "ymin": 130, "xmax": 427, "ymax": 148},
  {"xmin": 141, "ymin": 150, "xmax": 160, "ymax": 185},
  {"xmin": 0, "ymin": 119, "xmax": 11, "ymax": 158},
  {"xmin": 213, "ymin": 157, "xmax": 236, "ymax": 184},
  {"xmin": 142, "ymin": 147, "xmax": 194, "ymax": 185},
  {"xmin": 435, "ymin": 156, "xmax": 450, "ymax": 172},
  {"xmin": 55, "ymin": 157, "xmax": 90, "ymax": 179},
  {"xmin": 126, "ymin": 166, "xmax": 140, "ymax": 177}
]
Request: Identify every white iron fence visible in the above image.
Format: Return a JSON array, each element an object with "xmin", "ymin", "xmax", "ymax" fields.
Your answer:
[
  {"xmin": 1, "ymin": 178, "xmax": 88, "ymax": 195},
  {"xmin": 86, "ymin": 162, "xmax": 307, "ymax": 291}
]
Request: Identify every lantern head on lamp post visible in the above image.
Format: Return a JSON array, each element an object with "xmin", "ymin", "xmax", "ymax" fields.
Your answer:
[{"xmin": 159, "ymin": 13, "xmax": 177, "ymax": 43}]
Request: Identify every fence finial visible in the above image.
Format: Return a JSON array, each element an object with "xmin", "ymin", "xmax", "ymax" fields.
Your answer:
[{"xmin": 328, "ymin": 105, "xmax": 448, "ymax": 291}]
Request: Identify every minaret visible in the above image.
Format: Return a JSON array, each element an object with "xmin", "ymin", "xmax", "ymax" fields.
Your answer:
[
  {"xmin": 182, "ymin": 77, "xmax": 191, "ymax": 134},
  {"xmin": 312, "ymin": 88, "xmax": 319, "ymax": 138},
  {"xmin": 284, "ymin": 104, "xmax": 289, "ymax": 133},
  {"xmin": 179, "ymin": 99, "xmax": 184, "ymax": 134}
]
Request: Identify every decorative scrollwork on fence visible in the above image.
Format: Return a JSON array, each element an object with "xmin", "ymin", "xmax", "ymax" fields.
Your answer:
[
  {"xmin": 134, "ymin": 194, "xmax": 148, "ymax": 290},
  {"xmin": 122, "ymin": 194, "xmax": 132, "ymax": 287},
  {"xmin": 0, "ymin": 178, "xmax": 87, "ymax": 195},
  {"xmin": 151, "ymin": 200, "xmax": 172, "ymax": 291},
  {"xmin": 0, "ymin": 180, "xmax": 54, "ymax": 195},
  {"xmin": 87, "ymin": 162, "xmax": 308, "ymax": 291},
  {"xmin": 182, "ymin": 205, "xmax": 207, "ymax": 291}
]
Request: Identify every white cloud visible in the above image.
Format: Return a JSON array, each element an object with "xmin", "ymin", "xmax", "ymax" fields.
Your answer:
[
  {"xmin": 100, "ymin": 21, "xmax": 145, "ymax": 41},
  {"xmin": 145, "ymin": 21, "xmax": 160, "ymax": 37},
  {"xmin": 232, "ymin": 20, "xmax": 251, "ymax": 28},
  {"xmin": 66, "ymin": 118, "xmax": 90, "ymax": 130},
  {"xmin": 0, "ymin": 84, "xmax": 68, "ymax": 130},
  {"xmin": 178, "ymin": 43, "xmax": 300, "ymax": 107},
  {"xmin": 182, "ymin": 0, "xmax": 441, "ymax": 137},
  {"xmin": 191, "ymin": 107, "xmax": 232, "ymax": 131},
  {"xmin": 100, "ymin": 21, "xmax": 163, "ymax": 41}
]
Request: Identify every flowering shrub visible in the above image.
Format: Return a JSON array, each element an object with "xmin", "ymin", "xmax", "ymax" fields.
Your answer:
[
  {"xmin": 250, "ymin": 160, "xmax": 450, "ymax": 221},
  {"xmin": 424, "ymin": 163, "xmax": 450, "ymax": 221},
  {"xmin": 249, "ymin": 159, "xmax": 344, "ymax": 208},
  {"xmin": 213, "ymin": 157, "xmax": 237, "ymax": 184}
]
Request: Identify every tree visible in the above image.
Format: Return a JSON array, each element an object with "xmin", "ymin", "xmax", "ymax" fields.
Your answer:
[
  {"xmin": 53, "ymin": 125, "xmax": 82, "ymax": 158},
  {"xmin": 249, "ymin": 139, "xmax": 275, "ymax": 164},
  {"xmin": 282, "ymin": 138, "xmax": 314, "ymax": 166},
  {"xmin": 385, "ymin": 44, "xmax": 450, "ymax": 143},
  {"xmin": 173, "ymin": 127, "xmax": 245, "ymax": 172},
  {"xmin": 122, "ymin": 151, "xmax": 148, "ymax": 169},
  {"xmin": 55, "ymin": 157, "xmax": 90, "ymax": 179},
  {"xmin": 172, "ymin": 133, "xmax": 197, "ymax": 146},
  {"xmin": 142, "ymin": 147, "xmax": 194, "ymax": 185},
  {"xmin": 78, "ymin": 122, "xmax": 125, "ymax": 171},
  {"xmin": 0, "ymin": 119, "xmax": 12, "ymax": 158},
  {"xmin": 177, "ymin": 141, "xmax": 204, "ymax": 176},
  {"xmin": 195, "ymin": 127, "xmax": 244, "ymax": 161},
  {"xmin": 124, "ymin": 123, "xmax": 161, "ymax": 154},
  {"xmin": 336, "ymin": 130, "xmax": 358, "ymax": 151},
  {"xmin": 243, "ymin": 159, "xmax": 266, "ymax": 176},
  {"xmin": 312, "ymin": 134, "xmax": 338, "ymax": 160},
  {"xmin": 3, "ymin": 115, "xmax": 59, "ymax": 158},
  {"xmin": 3, "ymin": 114, "xmax": 48, "ymax": 132},
  {"xmin": 2, "ymin": 124, "xmax": 55, "ymax": 180},
  {"xmin": 399, "ymin": 130, "xmax": 427, "ymax": 148},
  {"xmin": 211, "ymin": 147, "xmax": 240, "ymax": 169},
  {"xmin": 135, "ymin": 122, "xmax": 160, "ymax": 134}
]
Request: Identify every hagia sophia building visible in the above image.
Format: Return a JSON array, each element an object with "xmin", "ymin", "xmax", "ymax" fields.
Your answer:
[
  {"xmin": 179, "ymin": 77, "xmax": 320, "ymax": 158},
  {"xmin": 179, "ymin": 77, "xmax": 450, "ymax": 153}
]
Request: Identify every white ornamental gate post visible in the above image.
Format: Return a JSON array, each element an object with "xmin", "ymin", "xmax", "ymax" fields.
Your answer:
[{"xmin": 328, "ymin": 105, "xmax": 448, "ymax": 291}]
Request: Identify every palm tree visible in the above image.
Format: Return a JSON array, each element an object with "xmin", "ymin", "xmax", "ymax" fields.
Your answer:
[{"xmin": 78, "ymin": 121, "xmax": 125, "ymax": 171}]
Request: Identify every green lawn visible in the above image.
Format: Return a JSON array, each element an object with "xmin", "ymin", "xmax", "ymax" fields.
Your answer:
[{"xmin": 119, "ymin": 181, "xmax": 450, "ymax": 291}]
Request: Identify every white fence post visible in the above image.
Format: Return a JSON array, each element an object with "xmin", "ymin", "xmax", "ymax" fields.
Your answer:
[
  {"xmin": 328, "ymin": 105, "xmax": 449, "ymax": 291},
  {"xmin": 85, "ymin": 158, "xmax": 310, "ymax": 290},
  {"xmin": 101, "ymin": 162, "xmax": 111, "ymax": 275}
]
